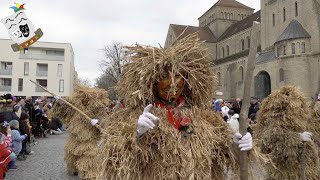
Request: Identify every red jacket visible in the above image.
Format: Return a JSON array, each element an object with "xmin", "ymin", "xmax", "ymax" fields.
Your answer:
[{"xmin": 0, "ymin": 143, "xmax": 11, "ymax": 179}]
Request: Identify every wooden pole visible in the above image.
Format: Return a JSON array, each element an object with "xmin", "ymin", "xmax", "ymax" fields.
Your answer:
[
  {"xmin": 29, "ymin": 80, "xmax": 103, "ymax": 132},
  {"xmin": 238, "ymin": 21, "xmax": 260, "ymax": 180}
]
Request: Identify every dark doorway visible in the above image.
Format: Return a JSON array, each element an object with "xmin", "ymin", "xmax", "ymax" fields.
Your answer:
[{"xmin": 254, "ymin": 71, "xmax": 271, "ymax": 100}]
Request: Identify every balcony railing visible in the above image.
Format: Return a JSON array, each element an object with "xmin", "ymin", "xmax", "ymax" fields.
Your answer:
[
  {"xmin": 0, "ymin": 85, "xmax": 11, "ymax": 92},
  {"xmin": 36, "ymin": 71, "xmax": 48, "ymax": 77},
  {"xmin": 35, "ymin": 86, "xmax": 47, "ymax": 92},
  {"xmin": 19, "ymin": 54, "xmax": 64, "ymax": 61},
  {"xmin": 0, "ymin": 69, "xmax": 12, "ymax": 75}
]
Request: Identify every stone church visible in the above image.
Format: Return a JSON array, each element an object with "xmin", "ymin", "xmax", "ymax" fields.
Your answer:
[{"xmin": 165, "ymin": 0, "xmax": 320, "ymax": 101}]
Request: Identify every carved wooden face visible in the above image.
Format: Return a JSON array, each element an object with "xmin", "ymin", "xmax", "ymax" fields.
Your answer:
[{"xmin": 155, "ymin": 67, "xmax": 185, "ymax": 103}]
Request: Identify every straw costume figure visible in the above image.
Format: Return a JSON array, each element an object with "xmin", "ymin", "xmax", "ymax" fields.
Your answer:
[
  {"xmin": 310, "ymin": 98, "xmax": 320, "ymax": 155},
  {"xmin": 90, "ymin": 34, "xmax": 253, "ymax": 179},
  {"xmin": 50, "ymin": 85, "xmax": 110, "ymax": 179},
  {"xmin": 255, "ymin": 86, "xmax": 320, "ymax": 179}
]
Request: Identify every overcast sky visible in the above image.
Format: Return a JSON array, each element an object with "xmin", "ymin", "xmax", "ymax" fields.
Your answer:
[{"xmin": 0, "ymin": 0, "xmax": 260, "ymax": 85}]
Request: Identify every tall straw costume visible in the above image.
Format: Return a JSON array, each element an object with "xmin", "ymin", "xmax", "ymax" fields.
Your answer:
[
  {"xmin": 91, "ymin": 34, "xmax": 256, "ymax": 179},
  {"xmin": 310, "ymin": 101, "xmax": 320, "ymax": 156},
  {"xmin": 50, "ymin": 85, "xmax": 110, "ymax": 179},
  {"xmin": 255, "ymin": 86, "xmax": 320, "ymax": 179}
]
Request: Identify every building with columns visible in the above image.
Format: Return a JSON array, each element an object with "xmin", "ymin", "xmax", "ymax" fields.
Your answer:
[{"xmin": 165, "ymin": 0, "xmax": 320, "ymax": 100}]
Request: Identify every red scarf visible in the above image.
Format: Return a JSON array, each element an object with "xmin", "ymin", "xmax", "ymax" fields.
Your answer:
[{"xmin": 153, "ymin": 96, "xmax": 185, "ymax": 130}]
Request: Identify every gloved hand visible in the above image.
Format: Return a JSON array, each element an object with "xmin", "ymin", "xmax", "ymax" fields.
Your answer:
[
  {"xmin": 299, "ymin": 131, "xmax": 312, "ymax": 142},
  {"xmin": 24, "ymin": 134, "xmax": 28, "ymax": 138},
  {"xmin": 54, "ymin": 96, "xmax": 61, "ymax": 100},
  {"xmin": 233, "ymin": 132, "xmax": 253, "ymax": 151},
  {"xmin": 91, "ymin": 119, "xmax": 99, "ymax": 126},
  {"xmin": 137, "ymin": 104, "xmax": 159, "ymax": 137}
]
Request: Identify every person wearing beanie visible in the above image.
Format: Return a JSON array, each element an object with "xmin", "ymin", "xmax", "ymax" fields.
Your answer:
[
  {"xmin": 0, "ymin": 94, "xmax": 21, "ymax": 123},
  {"xmin": 9, "ymin": 120, "xmax": 27, "ymax": 162}
]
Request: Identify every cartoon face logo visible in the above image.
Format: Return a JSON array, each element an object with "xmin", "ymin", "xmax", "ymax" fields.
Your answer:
[
  {"xmin": 1, "ymin": 10, "xmax": 35, "ymax": 44},
  {"xmin": 19, "ymin": 24, "xmax": 30, "ymax": 37},
  {"xmin": 11, "ymin": 28, "xmax": 24, "ymax": 40}
]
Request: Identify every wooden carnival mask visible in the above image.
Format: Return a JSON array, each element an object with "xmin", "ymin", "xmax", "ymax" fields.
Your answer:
[{"xmin": 155, "ymin": 66, "xmax": 185, "ymax": 104}]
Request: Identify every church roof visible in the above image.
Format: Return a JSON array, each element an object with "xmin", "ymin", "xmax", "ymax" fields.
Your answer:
[
  {"xmin": 170, "ymin": 24, "xmax": 216, "ymax": 43},
  {"xmin": 218, "ymin": 10, "xmax": 260, "ymax": 41},
  {"xmin": 199, "ymin": 0, "xmax": 254, "ymax": 19},
  {"xmin": 256, "ymin": 49, "xmax": 276, "ymax": 64},
  {"xmin": 275, "ymin": 20, "xmax": 311, "ymax": 43}
]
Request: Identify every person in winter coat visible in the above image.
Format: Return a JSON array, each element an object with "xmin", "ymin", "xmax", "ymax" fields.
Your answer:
[
  {"xmin": 0, "ymin": 143, "xmax": 11, "ymax": 179},
  {"xmin": 0, "ymin": 94, "xmax": 21, "ymax": 123},
  {"xmin": 19, "ymin": 111, "xmax": 33, "ymax": 156},
  {"xmin": 0, "ymin": 122, "xmax": 15, "ymax": 171},
  {"xmin": 0, "ymin": 122, "xmax": 12, "ymax": 178},
  {"xmin": 9, "ymin": 120, "xmax": 27, "ymax": 161}
]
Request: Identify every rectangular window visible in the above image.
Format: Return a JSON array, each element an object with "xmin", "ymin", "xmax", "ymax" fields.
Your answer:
[
  {"xmin": 283, "ymin": 8, "xmax": 286, "ymax": 22},
  {"xmin": 295, "ymin": 2, "xmax": 298, "ymax": 17},
  {"xmin": 1, "ymin": 78, "xmax": 12, "ymax": 86},
  {"xmin": 292, "ymin": 43, "xmax": 296, "ymax": 54},
  {"xmin": 277, "ymin": 47, "xmax": 281, "ymax": 57},
  {"xmin": 273, "ymin": 13, "xmax": 275, "ymax": 26},
  {"xmin": 24, "ymin": 48, "xmax": 28, "ymax": 54},
  {"xmin": 57, "ymin": 64, "xmax": 63, "ymax": 77},
  {"xmin": 301, "ymin": 42, "xmax": 305, "ymax": 53},
  {"xmin": 18, "ymin": 78, "xmax": 23, "ymax": 92},
  {"xmin": 283, "ymin": 45, "xmax": 286, "ymax": 55},
  {"xmin": 59, "ymin": 80, "xmax": 64, "ymax": 92},
  {"xmin": 35, "ymin": 79, "xmax": 47, "ymax": 92},
  {"xmin": 24, "ymin": 62, "xmax": 29, "ymax": 76}
]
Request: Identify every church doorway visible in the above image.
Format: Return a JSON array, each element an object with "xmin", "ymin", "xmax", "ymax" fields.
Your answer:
[{"xmin": 254, "ymin": 71, "xmax": 271, "ymax": 100}]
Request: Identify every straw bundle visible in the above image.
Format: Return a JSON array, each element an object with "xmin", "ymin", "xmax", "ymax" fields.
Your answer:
[
  {"xmin": 93, "ymin": 107, "xmax": 240, "ymax": 179},
  {"xmin": 50, "ymin": 85, "xmax": 110, "ymax": 179},
  {"xmin": 255, "ymin": 86, "xmax": 320, "ymax": 179},
  {"xmin": 310, "ymin": 101, "xmax": 320, "ymax": 159},
  {"xmin": 116, "ymin": 33, "xmax": 217, "ymax": 109}
]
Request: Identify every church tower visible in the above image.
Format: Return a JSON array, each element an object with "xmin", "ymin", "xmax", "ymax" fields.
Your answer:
[{"xmin": 198, "ymin": 0, "xmax": 254, "ymax": 38}]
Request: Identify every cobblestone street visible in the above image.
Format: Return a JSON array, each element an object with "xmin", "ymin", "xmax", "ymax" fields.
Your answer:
[{"xmin": 6, "ymin": 133, "xmax": 79, "ymax": 180}]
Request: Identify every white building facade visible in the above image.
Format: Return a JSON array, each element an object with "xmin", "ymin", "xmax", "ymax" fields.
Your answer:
[{"xmin": 0, "ymin": 39, "xmax": 75, "ymax": 97}]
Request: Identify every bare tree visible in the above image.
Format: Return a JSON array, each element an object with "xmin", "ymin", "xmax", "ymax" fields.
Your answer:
[
  {"xmin": 77, "ymin": 78, "xmax": 92, "ymax": 87},
  {"xmin": 95, "ymin": 42, "xmax": 127, "ymax": 100},
  {"xmin": 99, "ymin": 42, "xmax": 127, "ymax": 84}
]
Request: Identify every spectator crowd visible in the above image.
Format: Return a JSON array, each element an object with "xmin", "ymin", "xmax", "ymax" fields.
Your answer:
[
  {"xmin": 0, "ymin": 94, "xmax": 63, "ymax": 179},
  {"xmin": 211, "ymin": 96, "xmax": 260, "ymax": 135}
]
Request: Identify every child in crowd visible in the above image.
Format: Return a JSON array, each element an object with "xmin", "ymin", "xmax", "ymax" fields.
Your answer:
[
  {"xmin": 0, "ymin": 122, "xmax": 13, "ymax": 176},
  {"xmin": 9, "ymin": 120, "xmax": 27, "ymax": 162}
]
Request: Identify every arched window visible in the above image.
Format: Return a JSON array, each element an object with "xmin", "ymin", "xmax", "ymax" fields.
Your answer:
[
  {"xmin": 292, "ymin": 43, "xmax": 296, "ymax": 54},
  {"xmin": 238, "ymin": 14, "xmax": 241, "ymax": 20},
  {"xmin": 241, "ymin": 39, "xmax": 245, "ymax": 51},
  {"xmin": 225, "ymin": 12, "xmax": 228, "ymax": 19},
  {"xmin": 273, "ymin": 13, "xmax": 275, "ymax": 26},
  {"xmin": 231, "ymin": 13, "xmax": 233, "ymax": 20},
  {"xmin": 221, "ymin": 12, "xmax": 224, "ymax": 19},
  {"xmin": 226, "ymin": 45, "xmax": 230, "ymax": 56},
  {"xmin": 217, "ymin": 72, "xmax": 221, "ymax": 85},
  {"xmin": 279, "ymin": 68, "xmax": 284, "ymax": 82},
  {"xmin": 295, "ymin": 2, "xmax": 298, "ymax": 16},
  {"xmin": 246, "ymin": 36, "xmax": 251, "ymax": 48},
  {"xmin": 283, "ymin": 8, "xmax": 286, "ymax": 22},
  {"xmin": 222, "ymin": 47, "xmax": 225, "ymax": 58},
  {"xmin": 301, "ymin": 42, "xmax": 306, "ymax": 53},
  {"xmin": 239, "ymin": 66, "xmax": 244, "ymax": 81}
]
